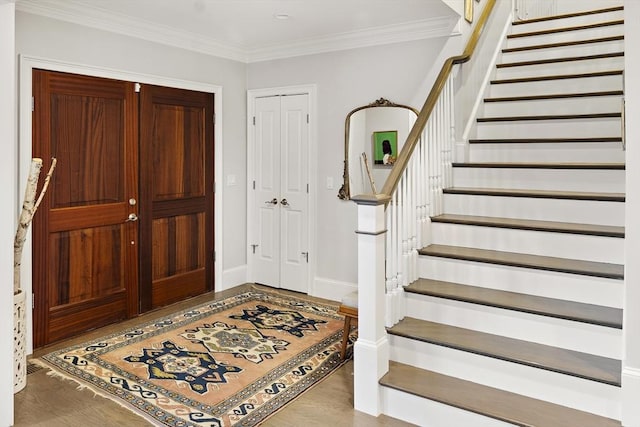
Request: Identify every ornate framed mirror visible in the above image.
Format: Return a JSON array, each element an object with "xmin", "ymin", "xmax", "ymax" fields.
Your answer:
[{"xmin": 338, "ymin": 98, "xmax": 418, "ymax": 200}]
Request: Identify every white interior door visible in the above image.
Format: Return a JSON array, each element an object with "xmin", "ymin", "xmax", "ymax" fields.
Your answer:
[{"xmin": 253, "ymin": 94, "xmax": 309, "ymax": 293}]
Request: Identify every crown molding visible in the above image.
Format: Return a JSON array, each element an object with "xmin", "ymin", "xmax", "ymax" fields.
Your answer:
[
  {"xmin": 248, "ymin": 16, "xmax": 461, "ymax": 63},
  {"xmin": 16, "ymin": 0, "xmax": 459, "ymax": 64},
  {"xmin": 16, "ymin": 0, "xmax": 249, "ymax": 62}
]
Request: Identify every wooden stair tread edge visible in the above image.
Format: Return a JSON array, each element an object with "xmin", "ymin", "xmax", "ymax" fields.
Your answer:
[
  {"xmin": 508, "ymin": 20, "xmax": 624, "ymax": 39},
  {"xmin": 512, "ymin": 6, "xmax": 623, "ymax": 26},
  {"xmin": 451, "ymin": 161, "xmax": 625, "ymax": 169},
  {"xmin": 490, "ymin": 70, "xmax": 623, "ymax": 84},
  {"xmin": 419, "ymin": 244, "xmax": 624, "ymax": 280},
  {"xmin": 502, "ymin": 35, "xmax": 624, "ymax": 53},
  {"xmin": 380, "ymin": 362, "xmax": 622, "ymax": 427},
  {"xmin": 468, "ymin": 137, "xmax": 622, "ymax": 143},
  {"xmin": 430, "ymin": 213, "xmax": 625, "ymax": 237},
  {"xmin": 477, "ymin": 112, "xmax": 621, "ymax": 122},
  {"xmin": 405, "ymin": 278, "xmax": 622, "ymax": 328},
  {"xmin": 443, "ymin": 187, "xmax": 625, "ymax": 202},
  {"xmin": 484, "ymin": 90, "xmax": 624, "ymax": 102},
  {"xmin": 387, "ymin": 317, "xmax": 621, "ymax": 385},
  {"xmin": 497, "ymin": 52, "xmax": 624, "ymax": 69}
]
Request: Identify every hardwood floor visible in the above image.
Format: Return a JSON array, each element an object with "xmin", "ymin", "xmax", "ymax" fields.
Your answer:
[{"xmin": 14, "ymin": 284, "xmax": 412, "ymax": 427}]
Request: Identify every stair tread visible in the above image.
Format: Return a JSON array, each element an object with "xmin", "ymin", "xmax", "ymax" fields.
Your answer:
[
  {"xmin": 380, "ymin": 361, "xmax": 622, "ymax": 427},
  {"xmin": 484, "ymin": 90, "xmax": 623, "ymax": 102},
  {"xmin": 451, "ymin": 161, "xmax": 625, "ymax": 169},
  {"xmin": 406, "ymin": 278, "xmax": 622, "ymax": 328},
  {"xmin": 497, "ymin": 52, "xmax": 623, "ymax": 69},
  {"xmin": 469, "ymin": 136, "xmax": 622, "ymax": 143},
  {"xmin": 431, "ymin": 213, "xmax": 625, "ymax": 237},
  {"xmin": 491, "ymin": 69, "xmax": 623, "ymax": 85},
  {"xmin": 419, "ymin": 244, "xmax": 624, "ymax": 279},
  {"xmin": 508, "ymin": 20, "xmax": 623, "ymax": 39},
  {"xmin": 387, "ymin": 317, "xmax": 621, "ymax": 385},
  {"xmin": 502, "ymin": 35, "xmax": 624, "ymax": 53},
  {"xmin": 443, "ymin": 187, "xmax": 625, "ymax": 201},
  {"xmin": 512, "ymin": 6, "xmax": 623, "ymax": 26},
  {"xmin": 477, "ymin": 112, "xmax": 620, "ymax": 122}
]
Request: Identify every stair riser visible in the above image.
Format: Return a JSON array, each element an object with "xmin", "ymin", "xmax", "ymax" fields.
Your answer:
[
  {"xmin": 511, "ymin": 9, "xmax": 624, "ymax": 33},
  {"xmin": 506, "ymin": 24, "xmax": 623, "ymax": 49},
  {"xmin": 431, "ymin": 223, "xmax": 624, "ymax": 263},
  {"xmin": 482, "ymin": 95, "xmax": 622, "ymax": 116},
  {"xmin": 502, "ymin": 39, "xmax": 623, "ymax": 63},
  {"xmin": 381, "ymin": 387, "xmax": 515, "ymax": 427},
  {"xmin": 443, "ymin": 193, "xmax": 625, "ymax": 226},
  {"xmin": 468, "ymin": 142, "xmax": 625, "ymax": 163},
  {"xmin": 389, "ymin": 336, "xmax": 621, "ymax": 419},
  {"xmin": 488, "ymin": 74, "xmax": 623, "ymax": 97},
  {"xmin": 404, "ymin": 294, "xmax": 622, "ymax": 358},
  {"xmin": 494, "ymin": 56, "xmax": 624, "ymax": 80},
  {"xmin": 418, "ymin": 256, "xmax": 623, "ymax": 307},
  {"xmin": 476, "ymin": 117, "xmax": 621, "ymax": 139},
  {"xmin": 452, "ymin": 167, "xmax": 625, "ymax": 193}
]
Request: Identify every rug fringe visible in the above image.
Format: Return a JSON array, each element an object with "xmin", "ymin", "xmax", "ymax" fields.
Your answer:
[
  {"xmin": 249, "ymin": 283, "xmax": 341, "ymax": 310},
  {"xmin": 29, "ymin": 358, "xmax": 160, "ymax": 425}
]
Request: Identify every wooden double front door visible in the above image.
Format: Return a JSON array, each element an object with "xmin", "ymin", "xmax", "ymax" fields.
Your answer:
[{"xmin": 32, "ymin": 70, "xmax": 214, "ymax": 347}]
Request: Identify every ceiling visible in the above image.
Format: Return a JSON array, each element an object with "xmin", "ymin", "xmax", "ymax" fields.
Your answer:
[{"xmin": 15, "ymin": 0, "xmax": 461, "ymax": 62}]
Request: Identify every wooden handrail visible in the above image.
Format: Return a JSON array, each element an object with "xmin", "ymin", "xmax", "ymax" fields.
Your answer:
[{"xmin": 380, "ymin": 0, "xmax": 498, "ymax": 198}]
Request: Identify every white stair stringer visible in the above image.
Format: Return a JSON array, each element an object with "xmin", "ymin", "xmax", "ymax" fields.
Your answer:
[
  {"xmin": 418, "ymin": 255, "xmax": 623, "ymax": 308},
  {"xmin": 452, "ymin": 166, "xmax": 625, "ymax": 193},
  {"xmin": 388, "ymin": 335, "xmax": 621, "ymax": 420},
  {"xmin": 442, "ymin": 193, "xmax": 624, "ymax": 226},
  {"xmin": 431, "ymin": 222, "xmax": 624, "ymax": 263},
  {"xmin": 404, "ymin": 293, "xmax": 621, "ymax": 358}
]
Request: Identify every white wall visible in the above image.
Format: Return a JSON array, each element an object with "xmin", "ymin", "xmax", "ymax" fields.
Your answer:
[
  {"xmin": 248, "ymin": 35, "xmax": 460, "ymax": 298},
  {"xmin": 15, "ymin": 11, "xmax": 249, "ymax": 279},
  {"xmin": 623, "ymin": 1, "xmax": 640, "ymax": 424},
  {"xmin": 0, "ymin": 3, "xmax": 16, "ymax": 425}
]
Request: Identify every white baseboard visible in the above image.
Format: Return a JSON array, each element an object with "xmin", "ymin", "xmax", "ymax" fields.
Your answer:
[
  {"xmin": 623, "ymin": 367, "xmax": 640, "ymax": 427},
  {"xmin": 310, "ymin": 276, "xmax": 357, "ymax": 303},
  {"xmin": 221, "ymin": 264, "xmax": 247, "ymax": 291}
]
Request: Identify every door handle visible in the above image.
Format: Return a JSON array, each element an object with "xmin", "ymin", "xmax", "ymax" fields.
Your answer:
[
  {"xmin": 280, "ymin": 198, "xmax": 289, "ymax": 206},
  {"xmin": 265, "ymin": 198, "xmax": 278, "ymax": 205},
  {"xmin": 126, "ymin": 213, "xmax": 138, "ymax": 222}
]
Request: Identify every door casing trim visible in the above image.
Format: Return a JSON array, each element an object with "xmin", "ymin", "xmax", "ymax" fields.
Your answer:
[
  {"xmin": 246, "ymin": 85, "xmax": 317, "ymax": 293},
  {"xmin": 19, "ymin": 54, "xmax": 223, "ymax": 353}
]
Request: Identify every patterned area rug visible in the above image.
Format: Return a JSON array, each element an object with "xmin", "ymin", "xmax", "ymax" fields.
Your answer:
[{"xmin": 38, "ymin": 289, "xmax": 349, "ymax": 426}]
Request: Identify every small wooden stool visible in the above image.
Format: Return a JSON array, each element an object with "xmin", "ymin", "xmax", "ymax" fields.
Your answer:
[{"xmin": 337, "ymin": 291, "xmax": 358, "ymax": 360}]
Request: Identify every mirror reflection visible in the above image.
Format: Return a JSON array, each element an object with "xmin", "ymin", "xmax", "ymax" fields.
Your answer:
[{"xmin": 338, "ymin": 98, "xmax": 418, "ymax": 200}]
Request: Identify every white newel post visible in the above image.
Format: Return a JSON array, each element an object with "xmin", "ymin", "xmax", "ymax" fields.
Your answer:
[{"xmin": 352, "ymin": 193, "xmax": 390, "ymax": 416}]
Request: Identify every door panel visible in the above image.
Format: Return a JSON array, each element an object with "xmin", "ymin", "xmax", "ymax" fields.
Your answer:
[
  {"xmin": 252, "ymin": 94, "xmax": 309, "ymax": 293},
  {"xmin": 253, "ymin": 97, "xmax": 281, "ymax": 286},
  {"xmin": 32, "ymin": 70, "xmax": 138, "ymax": 347},
  {"xmin": 280, "ymin": 95, "xmax": 309, "ymax": 293},
  {"xmin": 140, "ymin": 85, "xmax": 214, "ymax": 311}
]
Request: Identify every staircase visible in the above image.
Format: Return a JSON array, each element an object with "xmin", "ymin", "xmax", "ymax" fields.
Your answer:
[{"xmin": 379, "ymin": 5, "xmax": 625, "ymax": 426}]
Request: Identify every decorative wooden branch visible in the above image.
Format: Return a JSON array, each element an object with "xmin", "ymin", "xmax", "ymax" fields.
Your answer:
[
  {"xmin": 362, "ymin": 152, "xmax": 377, "ymax": 194},
  {"xmin": 14, "ymin": 158, "xmax": 57, "ymax": 294}
]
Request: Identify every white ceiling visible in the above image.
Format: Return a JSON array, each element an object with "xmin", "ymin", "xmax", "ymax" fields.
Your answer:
[{"xmin": 15, "ymin": 0, "xmax": 460, "ymax": 62}]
